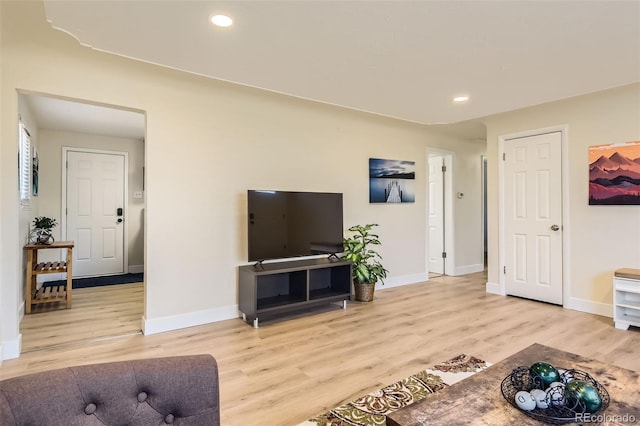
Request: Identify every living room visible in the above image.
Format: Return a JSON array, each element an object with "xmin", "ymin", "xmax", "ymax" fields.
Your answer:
[
  {"xmin": 1, "ymin": 2, "xmax": 639, "ymax": 424},
  {"xmin": 2, "ymin": 0, "xmax": 492, "ymax": 358}
]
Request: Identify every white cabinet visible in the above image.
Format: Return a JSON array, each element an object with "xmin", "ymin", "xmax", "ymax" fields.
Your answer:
[{"xmin": 614, "ymin": 268, "xmax": 640, "ymax": 330}]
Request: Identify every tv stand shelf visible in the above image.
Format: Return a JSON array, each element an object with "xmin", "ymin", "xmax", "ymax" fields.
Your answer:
[{"xmin": 239, "ymin": 258, "xmax": 352, "ymax": 328}]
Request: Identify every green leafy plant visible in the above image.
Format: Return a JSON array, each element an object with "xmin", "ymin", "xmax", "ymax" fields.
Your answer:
[
  {"xmin": 32, "ymin": 216, "xmax": 58, "ymax": 230},
  {"xmin": 342, "ymin": 223, "xmax": 388, "ymax": 284}
]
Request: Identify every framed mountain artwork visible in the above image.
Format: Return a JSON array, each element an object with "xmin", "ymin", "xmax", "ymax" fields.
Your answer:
[{"xmin": 589, "ymin": 141, "xmax": 640, "ymax": 205}]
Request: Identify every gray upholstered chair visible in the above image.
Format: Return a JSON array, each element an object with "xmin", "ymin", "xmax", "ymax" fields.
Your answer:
[{"xmin": 0, "ymin": 354, "xmax": 220, "ymax": 425}]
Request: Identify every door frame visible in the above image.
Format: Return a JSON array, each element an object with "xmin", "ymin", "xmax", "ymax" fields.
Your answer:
[
  {"xmin": 497, "ymin": 125, "xmax": 570, "ymax": 305},
  {"xmin": 481, "ymin": 155, "xmax": 488, "ymax": 268},
  {"xmin": 426, "ymin": 148, "xmax": 455, "ymax": 276},
  {"xmin": 61, "ymin": 147, "xmax": 129, "ymax": 277}
]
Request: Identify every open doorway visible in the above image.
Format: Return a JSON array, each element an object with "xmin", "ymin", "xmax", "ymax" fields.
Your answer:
[
  {"xmin": 481, "ymin": 155, "xmax": 488, "ymax": 269},
  {"xmin": 427, "ymin": 149, "xmax": 454, "ymax": 278},
  {"xmin": 18, "ymin": 92, "xmax": 146, "ymax": 352}
]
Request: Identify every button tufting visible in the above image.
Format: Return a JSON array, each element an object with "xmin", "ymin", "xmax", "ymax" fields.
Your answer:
[
  {"xmin": 164, "ymin": 413, "xmax": 175, "ymax": 424},
  {"xmin": 137, "ymin": 392, "xmax": 148, "ymax": 402},
  {"xmin": 84, "ymin": 403, "xmax": 97, "ymax": 415}
]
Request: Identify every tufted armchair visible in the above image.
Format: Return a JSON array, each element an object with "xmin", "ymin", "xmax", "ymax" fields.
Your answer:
[{"xmin": 0, "ymin": 354, "xmax": 220, "ymax": 425}]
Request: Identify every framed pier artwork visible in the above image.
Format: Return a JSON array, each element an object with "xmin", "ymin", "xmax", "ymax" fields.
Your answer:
[{"xmin": 369, "ymin": 158, "xmax": 415, "ymax": 203}]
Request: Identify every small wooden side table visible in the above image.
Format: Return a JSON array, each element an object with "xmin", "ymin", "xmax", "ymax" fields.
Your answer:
[{"xmin": 24, "ymin": 241, "xmax": 74, "ymax": 314}]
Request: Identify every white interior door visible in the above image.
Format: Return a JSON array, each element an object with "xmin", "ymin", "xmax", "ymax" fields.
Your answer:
[
  {"xmin": 504, "ymin": 132, "xmax": 562, "ymax": 304},
  {"xmin": 66, "ymin": 150, "xmax": 126, "ymax": 277},
  {"xmin": 428, "ymin": 155, "xmax": 444, "ymax": 274}
]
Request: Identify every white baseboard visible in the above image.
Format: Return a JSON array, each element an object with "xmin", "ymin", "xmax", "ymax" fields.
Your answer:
[
  {"xmin": 378, "ymin": 272, "xmax": 429, "ymax": 290},
  {"xmin": 378, "ymin": 269, "xmax": 485, "ymax": 290},
  {"xmin": 564, "ymin": 297, "xmax": 613, "ymax": 318},
  {"xmin": 143, "ymin": 272, "xmax": 428, "ymax": 334},
  {"xmin": 483, "ymin": 285, "xmax": 613, "ymax": 318},
  {"xmin": 128, "ymin": 264, "xmax": 144, "ymax": 274},
  {"xmin": 453, "ymin": 263, "xmax": 485, "ymax": 276},
  {"xmin": 1, "ymin": 334, "xmax": 22, "ymax": 360},
  {"xmin": 142, "ymin": 304, "xmax": 239, "ymax": 335},
  {"xmin": 486, "ymin": 281, "xmax": 504, "ymax": 295}
]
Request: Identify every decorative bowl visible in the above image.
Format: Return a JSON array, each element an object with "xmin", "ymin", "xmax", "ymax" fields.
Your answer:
[{"xmin": 501, "ymin": 366, "xmax": 609, "ymax": 424}]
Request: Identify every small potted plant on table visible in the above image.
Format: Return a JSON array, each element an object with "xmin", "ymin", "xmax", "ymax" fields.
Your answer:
[
  {"xmin": 342, "ymin": 223, "xmax": 388, "ymax": 302},
  {"xmin": 29, "ymin": 216, "xmax": 58, "ymax": 245}
]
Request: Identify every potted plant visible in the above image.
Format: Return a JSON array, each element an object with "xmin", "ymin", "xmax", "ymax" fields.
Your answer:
[
  {"xmin": 342, "ymin": 223, "xmax": 388, "ymax": 302},
  {"xmin": 29, "ymin": 216, "xmax": 58, "ymax": 245}
]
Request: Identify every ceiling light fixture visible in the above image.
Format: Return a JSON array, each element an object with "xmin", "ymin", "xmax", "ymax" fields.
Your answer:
[
  {"xmin": 211, "ymin": 14, "xmax": 233, "ymax": 27},
  {"xmin": 453, "ymin": 96, "xmax": 469, "ymax": 103}
]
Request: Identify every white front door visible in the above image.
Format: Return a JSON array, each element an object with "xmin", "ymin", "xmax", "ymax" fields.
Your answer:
[
  {"xmin": 66, "ymin": 150, "xmax": 126, "ymax": 277},
  {"xmin": 428, "ymin": 155, "xmax": 444, "ymax": 274},
  {"xmin": 504, "ymin": 131, "xmax": 563, "ymax": 304}
]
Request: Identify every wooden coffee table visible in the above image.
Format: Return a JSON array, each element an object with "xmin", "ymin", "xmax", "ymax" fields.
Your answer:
[{"xmin": 386, "ymin": 343, "xmax": 640, "ymax": 425}]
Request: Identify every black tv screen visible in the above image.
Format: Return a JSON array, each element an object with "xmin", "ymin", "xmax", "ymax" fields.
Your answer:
[{"xmin": 247, "ymin": 190, "xmax": 344, "ymax": 262}]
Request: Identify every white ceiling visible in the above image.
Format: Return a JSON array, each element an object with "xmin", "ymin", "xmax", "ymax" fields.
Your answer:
[
  {"xmin": 23, "ymin": 94, "xmax": 146, "ymax": 140},
  {"xmin": 33, "ymin": 1, "xmax": 640, "ymax": 139}
]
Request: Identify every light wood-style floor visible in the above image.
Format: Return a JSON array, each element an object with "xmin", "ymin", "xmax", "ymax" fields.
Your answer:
[
  {"xmin": 20, "ymin": 283, "xmax": 144, "ymax": 352},
  {"xmin": 2, "ymin": 272, "xmax": 639, "ymax": 426}
]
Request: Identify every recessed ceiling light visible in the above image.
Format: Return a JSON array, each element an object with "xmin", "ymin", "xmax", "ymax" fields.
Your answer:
[
  {"xmin": 453, "ymin": 96, "xmax": 469, "ymax": 103},
  {"xmin": 211, "ymin": 14, "xmax": 233, "ymax": 27}
]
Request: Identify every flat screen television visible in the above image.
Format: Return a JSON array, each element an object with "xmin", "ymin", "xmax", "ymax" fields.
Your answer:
[{"xmin": 247, "ymin": 190, "xmax": 344, "ymax": 262}]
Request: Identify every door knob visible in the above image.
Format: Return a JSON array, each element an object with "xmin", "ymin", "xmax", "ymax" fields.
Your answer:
[
  {"xmin": 550, "ymin": 224, "xmax": 560, "ymax": 231},
  {"xmin": 117, "ymin": 218, "xmax": 123, "ymax": 224}
]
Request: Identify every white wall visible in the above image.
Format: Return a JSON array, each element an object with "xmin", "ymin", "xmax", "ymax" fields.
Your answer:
[
  {"xmin": 0, "ymin": 0, "xmax": 4, "ymax": 362},
  {"xmin": 37, "ymin": 130, "xmax": 145, "ymax": 271},
  {"xmin": 1, "ymin": 1, "xmax": 484, "ymax": 356},
  {"xmin": 484, "ymin": 83, "xmax": 640, "ymax": 316},
  {"xmin": 449, "ymin": 140, "xmax": 485, "ymax": 275},
  {"xmin": 17, "ymin": 97, "xmax": 40, "ymax": 303}
]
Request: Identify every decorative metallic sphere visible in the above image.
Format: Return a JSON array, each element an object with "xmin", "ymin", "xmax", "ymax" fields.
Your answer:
[
  {"xmin": 530, "ymin": 361, "xmax": 560, "ymax": 388},
  {"xmin": 566, "ymin": 380, "xmax": 602, "ymax": 413}
]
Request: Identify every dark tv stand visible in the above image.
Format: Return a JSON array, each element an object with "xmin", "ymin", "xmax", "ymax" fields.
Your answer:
[{"xmin": 238, "ymin": 258, "xmax": 352, "ymax": 328}]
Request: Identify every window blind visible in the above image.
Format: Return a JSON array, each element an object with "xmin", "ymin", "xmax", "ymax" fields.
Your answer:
[{"xmin": 19, "ymin": 121, "xmax": 31, "ymax": 201}]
